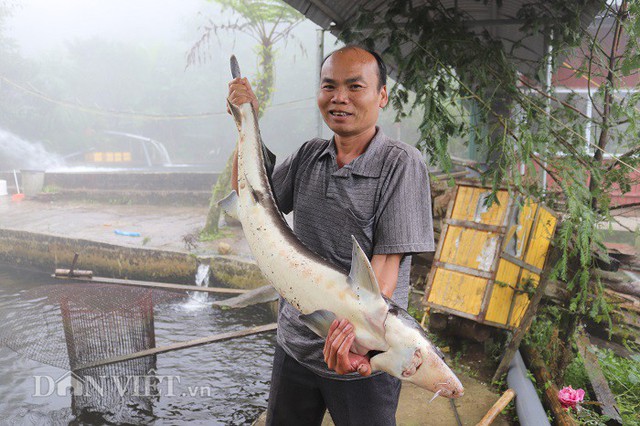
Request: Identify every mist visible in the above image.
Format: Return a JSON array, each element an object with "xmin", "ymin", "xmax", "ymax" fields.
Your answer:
[{"xmin": 0, "ymin": 0, "xmax": 421, "ymax": 172}]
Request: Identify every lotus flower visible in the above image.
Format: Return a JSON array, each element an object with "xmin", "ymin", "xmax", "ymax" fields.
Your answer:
[{"xmin": 558, "ymin": 386, "xmax": 585, "ymax": 409}]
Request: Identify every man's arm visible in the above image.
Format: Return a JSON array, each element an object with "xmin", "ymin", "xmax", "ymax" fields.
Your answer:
[
  {"xmin": 323, "ymin": 253, "xmax": 403, "ymax": 376},
  {"xmin": 371, "ymin": 253, "xmax": 403, "ymax": 298}
]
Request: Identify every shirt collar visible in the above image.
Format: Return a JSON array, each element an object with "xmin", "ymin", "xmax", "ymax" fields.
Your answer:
[{"xmin": 318, "ymin": 127, "xmax": 386, "ymax": 177}]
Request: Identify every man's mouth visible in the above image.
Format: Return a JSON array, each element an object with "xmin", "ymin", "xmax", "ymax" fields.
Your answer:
[{"xmin": 329, "ymin": 111, "xmax": 352, "ymax": 117}]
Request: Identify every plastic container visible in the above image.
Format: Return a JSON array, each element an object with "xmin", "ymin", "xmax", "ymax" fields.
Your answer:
[{"xmin": 21, "ymin": 170, "xmax": 45, "ymax": 196}]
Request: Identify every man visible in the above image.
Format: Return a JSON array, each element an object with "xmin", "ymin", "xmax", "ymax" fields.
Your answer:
[{"xmin": 227, "ymin": 46, "xmax": 434, "ymax": 425}]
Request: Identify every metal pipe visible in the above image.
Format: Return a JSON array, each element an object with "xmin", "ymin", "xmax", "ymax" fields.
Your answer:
[
  {"xmin": 506, "ymin": 350, "xmax": 550, "ymax": 426},
  {"xmin": 316, "ymin": 29, "xmax": 325, "ymax": 139},
  {"xmin": 542, "ymin": 29, "xmax": 553, "ymax": 193}
]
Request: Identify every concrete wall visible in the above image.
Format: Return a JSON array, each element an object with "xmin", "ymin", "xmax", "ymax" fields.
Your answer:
[
  {"xmin": 0, "ymin": 229, "xmax": 268, "ymax": 290},
  {"xmin": 0, "ymin": 171, "xmax": 220, "ymax": 206}
]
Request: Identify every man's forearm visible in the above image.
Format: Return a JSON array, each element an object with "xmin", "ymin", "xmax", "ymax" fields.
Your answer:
[{"xmin": 370, "ymin": 253, "xmax": 403, "ymax": 298}]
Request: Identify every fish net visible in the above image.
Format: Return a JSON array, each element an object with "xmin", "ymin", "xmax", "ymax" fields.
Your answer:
[
  {"xmin": 0, "ymin": 283, "xmax": 183, "ymax": 370},
  {"xmin": 0, "ymin": 283, "xmax": 185, "ymax": 423}
]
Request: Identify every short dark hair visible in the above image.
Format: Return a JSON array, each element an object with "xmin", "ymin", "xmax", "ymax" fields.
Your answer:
[{"xmin": 320, "ymin": 45, "xmax": 387, "ymax": 90}]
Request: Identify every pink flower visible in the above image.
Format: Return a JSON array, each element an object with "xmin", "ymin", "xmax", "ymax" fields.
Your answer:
[{"xmin": 558, "ymin": 386, "xmax": 585, "ymax": 409}]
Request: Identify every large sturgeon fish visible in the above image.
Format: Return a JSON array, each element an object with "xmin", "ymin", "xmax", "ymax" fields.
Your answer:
[{"xmin": 221, "ymin": 56, "xmax": 463, "ymax": 398}]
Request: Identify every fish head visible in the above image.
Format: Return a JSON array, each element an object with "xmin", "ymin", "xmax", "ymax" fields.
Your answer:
[
  {"xmin": 370, "ymin": 304, "xmax": 464, "ymax": 399},
  {"xmin": 405, "ymin": 342, "xmax": 464, "ymax": 399}
]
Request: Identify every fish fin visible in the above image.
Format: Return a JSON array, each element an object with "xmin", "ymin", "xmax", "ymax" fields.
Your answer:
[
  {"xmin": 227, "ymin": 100, "xmax": 243, "ymax": 131},
  {"xmin": 212, "ymin": 285, "xmax": 279, "ymax": 309},
  {"xmin": 298, "ymin": 309, "xmax": 337, "ymax": 338},
  {"xmin": 348, "ymin": 236, "xmax": 381, "ymax": 297},
  {"xmin": 261, "ymin": 140, "xmax": 276, "ymax": 178},
  {"xmin": 218, "ymin": 190, "xmax": 239, "ymax": 220}
]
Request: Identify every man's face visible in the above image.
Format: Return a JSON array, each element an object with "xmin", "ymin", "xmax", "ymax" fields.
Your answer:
[{"xmin": 317, "ymin": 49, "xmax": 388, "ymax": 140}]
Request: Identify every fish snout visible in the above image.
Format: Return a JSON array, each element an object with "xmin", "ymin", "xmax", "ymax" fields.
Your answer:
[
  {"xmin": 434, "ymin": 381, "xmax": 465, "ymax": 399},
  {"xmin": 406, "ymin": 346, "xmax": 465, "ymax": 398}
]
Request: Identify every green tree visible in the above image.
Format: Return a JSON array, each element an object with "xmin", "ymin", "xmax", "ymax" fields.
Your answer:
[
  {"xmin": 342, "ymin": 0, "xmax": 638, "ymax": 375},
  {"xmin": 191, "ymin": 0, "xmax": 304, "ymax": 235}
]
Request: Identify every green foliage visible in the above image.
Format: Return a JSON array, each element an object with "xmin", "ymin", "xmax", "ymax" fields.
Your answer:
[
  {"xmin": 193, "ymin": 0, "xmax": 305, "ymax": 234},
  {"xmin": 524, "ymin": 305, "xmax": 565, "ymax": 365},
  {"xmin": 341, "ymin": 0, "xmax": 640, "ymax": 329},
  {"xmin": 215, "ymin": 0, "xmax": 301, "ymax": 26},
  {"xmin": 41, "ymin": 185, "xmax": 60, "ymax": 194},
  {"xmin": 564, "ymin": 349, "xmax": 640, "ymax": 426},
  {"xmin": 199, "ymin": 228, "xmax": 233, "ymax": 242},
  {"xmin": 563, "ymin": 355, "xmax": 591, "ymax": 399},
  {"xmin": 597, "ymin": 349, "xmax": 640, "ymax": 425},
  {"xmin": 406, "ymin": 304, "xmax": 424, "ymax": 323},
  {"xmin": 526, "ymin": 305, "xmax": 640, "ymax": 424},
  {"xmin": 189, "ymin": 0, "xmax": 304, "ymax": 115}
]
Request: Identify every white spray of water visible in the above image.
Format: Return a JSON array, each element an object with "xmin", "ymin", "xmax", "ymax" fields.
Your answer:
[
  {"xmin": 0, "ymin": 128, "xmax": 65, "ymax": 170},
  {"xmin": 183, "ymin": 264, "xmax": 211, "ymax": 310}
]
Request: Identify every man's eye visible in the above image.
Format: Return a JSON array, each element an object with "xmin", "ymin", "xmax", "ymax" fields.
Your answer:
[
  {"xmin": 322, "ymin": 85, "xmax": 334, "ymax": 90},
  {"xmin": 351, "ymin": 85, "xmax": 363, "ymax": 89}
]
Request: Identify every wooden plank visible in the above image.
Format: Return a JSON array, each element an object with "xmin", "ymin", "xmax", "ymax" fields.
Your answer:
[
  {"xmin": 75, "ymin": 323, "xmax": 278, "ymax": 371},
  {"xmin": 424, "ymin": 186, "xmax": 458, "ymax": 303},
  {"xmin": 444, "ymin": 218, "xmax": 505, "ymax": 233},
  {"xmin": 524, "ymin": 207, "xmax": 558, "ymax": 269},
  {"xmin": 53, "ymin": 275, "xmax": 249, "ymax": 294},
  {"xmin": 500, "ymin": 253, "xmax": 544, "ymax": 275},
  {"xmin": 485, "ymin": 260, "xmax": 521, "ymax": 324},
  {"xmin": 508, "ymin": 271, "xmax": 541, "ymax": 327},
  {"xmin": 426, "ymin": 305, "xmax": 513, "ymax": 330},
  {"xmin": 506, "ymin": 205, "xmax": 541, "ymax": 327},
  {"xmin": 60, "ymin": 297, "xmax": 79, "ymax": 370},
  {"xmin": 439, "ymin": 227, "xmax": 501, "ymax": 272},
  {"xmin": 428, "ymin": 268, "xmax": 488, "ymax": 315},
  {"xmin": 450, "ymin": 186, "xmax": 509, "ymax": 226},
  {"xmin": 477, "ymin": 195, "xmax": 512, "ymax": 323},
  {"xmin": 55, "ymin": 268, "xmax": 93, "ymax": 278},
  {"xmin": 476, "ymin": 388, "xmax": 516, "ymax": 426},
  {"xmin": 575, "ymin": 333, "xmax": 623, "ymax": 425},
  {"xmin": 433, "ymin": 262, "xmax": 494, "ymax": 280},
  {"xmin": 492, "ymin": 267, "xmax": 549, "ymax": 382}
]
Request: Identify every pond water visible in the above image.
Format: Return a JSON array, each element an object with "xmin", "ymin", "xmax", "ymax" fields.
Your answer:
[{"xmin": 0, "ymin": 263, "xmax": 276, "ymax": 425}]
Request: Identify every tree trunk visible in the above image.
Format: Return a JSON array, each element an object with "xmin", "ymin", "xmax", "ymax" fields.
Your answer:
[
  {"xmin": 202, "ymin": 41, "xmax": 275, "ymax": 234},
  {"xmin": 202, "ymin": 150, "xmax": 235, "ymax": 234}
]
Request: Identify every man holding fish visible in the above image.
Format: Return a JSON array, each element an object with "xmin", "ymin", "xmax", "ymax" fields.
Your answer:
[{"xmin": 227, "ymin": 46, "xmax": 437, "ymax": 425}]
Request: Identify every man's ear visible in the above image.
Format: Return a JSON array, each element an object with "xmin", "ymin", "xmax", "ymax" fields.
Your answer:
[{"xmin": 379, "ymin": 85, "xmax": 389, "ymax": 108}]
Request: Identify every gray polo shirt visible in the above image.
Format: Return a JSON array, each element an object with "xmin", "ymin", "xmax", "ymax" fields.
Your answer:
[{"xmin": 271, "ymin": 127, "xmax": 434, "ymax": 380}]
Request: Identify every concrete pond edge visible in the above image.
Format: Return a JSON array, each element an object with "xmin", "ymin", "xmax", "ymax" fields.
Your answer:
[{"xmin": 0, "ymin": 228, "xmax": 268, "ymax": 290}]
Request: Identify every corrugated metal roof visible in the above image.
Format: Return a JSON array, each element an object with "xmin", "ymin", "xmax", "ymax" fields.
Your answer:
[{"xmin": 283, "ymin": 0, "xmax": 602, "ymax": 77}]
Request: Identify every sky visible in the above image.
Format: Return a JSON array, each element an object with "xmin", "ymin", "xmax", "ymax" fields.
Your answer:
[{"xmin": 6, "ymin": 0, "xmax": 209, "ymax": 55}]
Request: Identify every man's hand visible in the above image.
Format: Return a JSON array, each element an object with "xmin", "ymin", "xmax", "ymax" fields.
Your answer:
[
  {"xmin": 323, "ymin": 319, "xmax": 371, "ymax": 376},
  {"xmin": 227, "ymin": 77, "xmax": 259, "ymax": 114}
]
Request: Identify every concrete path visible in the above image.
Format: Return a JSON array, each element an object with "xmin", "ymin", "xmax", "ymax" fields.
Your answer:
[
  {"xmin": 0, "ymin": 196, "xmax": 252, "ymax": 258},
  {"xmin": 254, "ymin": 377, "xmax": 510, "ymax": 425}
]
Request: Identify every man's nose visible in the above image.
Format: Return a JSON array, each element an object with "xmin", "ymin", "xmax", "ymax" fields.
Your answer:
[{"xmin": 331, "ymin": 87, "xmax": 349, "ymax": 103}]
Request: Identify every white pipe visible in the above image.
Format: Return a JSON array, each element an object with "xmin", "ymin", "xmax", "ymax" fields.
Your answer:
[
  {"xmin": 507, "ymin": 351, "xmax": 551, "ymax": 426},
  {"xmin": 13, "ymin": 169, "xmax": 20, "ymax": 194},
  {"xmin": 586, "ymin": 98, "xmax": 593, "ymax": 153},
  {"xmin": 542, "ymin": 30, "xmax": 553, "ymax": 194},
  {"xmin": 316, "ymin": 29, "xmax": 325, "ymax": 139}
]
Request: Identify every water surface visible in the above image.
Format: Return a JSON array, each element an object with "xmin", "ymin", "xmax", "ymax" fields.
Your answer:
[{"xmin": 0, "ymin": 264, "xmax": 275, "ymax": 425}]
